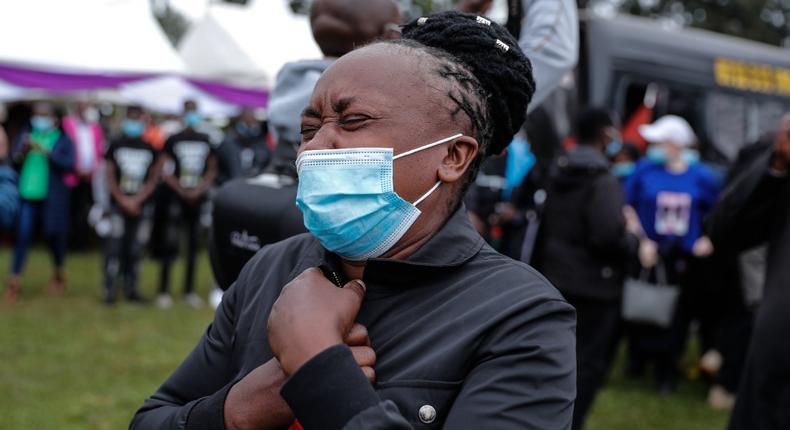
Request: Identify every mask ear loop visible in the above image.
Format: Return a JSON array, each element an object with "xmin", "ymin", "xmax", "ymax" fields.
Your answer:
[
  {"xmin": 413, "ymin": 181, "xmax": 442, "ymax": 206},
  {"xmin": 393, "ymin": 133, "xmax": 464, "ymax": 160}
]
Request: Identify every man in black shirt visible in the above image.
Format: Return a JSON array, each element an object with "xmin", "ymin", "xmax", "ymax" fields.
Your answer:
[
  {"xmin": 215, "ymin": 108, "xmax": 270, "ymax": 185},
  {"xmin": 533, "ymin": 108, "xmax": 636, "ymax": 429},
  {"xmin": 103, "ymin": 105, "xmax": 161, "ymax": 304},
  {"xmin": 156, "ymin": 104, "xmax": 217, "ymax": 309}
]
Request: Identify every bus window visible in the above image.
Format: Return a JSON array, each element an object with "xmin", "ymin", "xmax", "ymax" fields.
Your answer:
[
  {"xmin": 706, "ymin": 92, "xmax": 747, "ymax": 162},
  {"xmin": 754, "ymin": 99, "xmax": 786, "ymax": 139}
]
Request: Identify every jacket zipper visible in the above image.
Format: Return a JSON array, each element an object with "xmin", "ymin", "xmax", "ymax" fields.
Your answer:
[{"xmin": 330, "ymin": 270, "xmax": 343, "ymax": 288}]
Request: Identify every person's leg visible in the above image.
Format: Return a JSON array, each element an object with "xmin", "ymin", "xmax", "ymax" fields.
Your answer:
[
  {"xmin": 121, "ymin": 215, "xmax": 145, "ymax": 302},
  {"xmin": 572, "ymin": 298, "xmax": 621, "ymax": 430},
  {"xmin": 101, "ymin": 209, "xmax": 124, "ymax": 304},
  {"xmin": 182, "ymin": 207, "xmax": 203, "ymax": 308},
  {"xmin": 46, "ymin": 230, "xmax": 68, "ymax": 293},
  {"xmin": 7, "ymin": 201, "xmax": 38, "ymax": 302},
  {"xmin": 68, "ymin": 181, "xmax": 93, "ymax": 250}
]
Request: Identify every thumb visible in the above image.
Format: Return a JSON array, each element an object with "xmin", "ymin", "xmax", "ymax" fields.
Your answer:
[{"xmin": 339, "ymin": 279, "xmax": 366, "ymax": 311}]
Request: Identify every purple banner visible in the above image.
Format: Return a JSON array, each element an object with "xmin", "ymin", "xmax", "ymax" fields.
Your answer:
[
  {"xmin": 0, "ymin": 63, "xmax": 270, "ymax": 108},
  {"xmin": 0, "ymin": 63, "xmax": 148, "ymax": 92},
  {"xmin": 189, "ymin": 78, "xmax": 268, "ymax": 108}
]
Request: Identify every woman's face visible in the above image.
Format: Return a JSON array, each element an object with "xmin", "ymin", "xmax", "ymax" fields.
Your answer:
[
  {"xmin": 654, "ymin": 140, "xmax": 683, "ymax": 163},
  {"xmin": 299, "ymin": 43, "xmax": 479, "ymax": 211}
]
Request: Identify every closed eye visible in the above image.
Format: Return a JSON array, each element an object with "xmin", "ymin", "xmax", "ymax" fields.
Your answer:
[{"xmin": 339, "ymin": 115, "xmax": 372, "ymax": 130}]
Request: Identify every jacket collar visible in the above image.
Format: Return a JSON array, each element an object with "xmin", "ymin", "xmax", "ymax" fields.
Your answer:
[{"xmin": 316, "ymin": 204, "xmax": 485, "ymax": 287}]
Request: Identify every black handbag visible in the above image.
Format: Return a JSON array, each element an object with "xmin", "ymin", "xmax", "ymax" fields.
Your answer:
[{"xmin": 622, "ymin": 262, "xmax": 680, "ymax": 328}]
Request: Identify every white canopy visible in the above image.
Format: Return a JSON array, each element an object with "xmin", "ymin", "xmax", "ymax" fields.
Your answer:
[
  {"xmin": 179, "ymin": 1, "xmax": 321, "ymax": 89},
  {"xmin": 0, "ymin": 0, "xmax": 184, "ymax": 74},
  {"xmin": 118, "ymin": 75, "xmax": 239, "ymax": 117},
  {"xmin": 0, "ymin": 80, "xmax": 36, "ymax": 102}
]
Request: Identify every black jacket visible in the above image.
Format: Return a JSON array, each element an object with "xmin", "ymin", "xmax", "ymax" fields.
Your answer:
[
  {"xmin": 534, "ymin": 146, "xmax": 635, "ymax": 302},
  {"xmin": 131, "ymin": 207, "xmax": 576, "ymax": 429},
  {"xmin": 709, "ymin": 148, "xmax": 790, "ymax": 430}
]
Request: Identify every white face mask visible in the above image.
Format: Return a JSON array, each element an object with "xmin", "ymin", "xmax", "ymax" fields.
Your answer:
[{"xmin": 295, "ymin": 133, "xmax": 463, "ymax": 261}]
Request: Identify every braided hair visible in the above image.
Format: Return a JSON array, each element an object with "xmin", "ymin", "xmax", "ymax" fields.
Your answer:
[{"xmin": 385, "ymin": 11, "xmax": 536, "ymax": 198}]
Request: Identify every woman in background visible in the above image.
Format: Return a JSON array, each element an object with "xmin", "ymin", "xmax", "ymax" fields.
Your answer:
[
  {"xmin": 5, "ymin": 102, "xmax": 74, "ymax": 303},
  {"xmin": 623, "ymin": 115, "xmax": 721, "ymax": 393}
]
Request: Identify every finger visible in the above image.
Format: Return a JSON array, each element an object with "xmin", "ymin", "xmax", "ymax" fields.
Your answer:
[
  {"xmin": 341, "ymin": 279, "xmax": 366, "ymax": 301},
  {"xmin": 345, "ymin": 323, "xmax": 370, "ymax": 346},
  {"xmin": 338, "ymin": 279, "xmax": 367, "ymax": 322},
  {"xmin": 350, "ymin": 345, "xmax": 376, "ymax": 368},
  {"xmin": 361, "ymin": 366, "xmax": 376, "ymax": 384}
]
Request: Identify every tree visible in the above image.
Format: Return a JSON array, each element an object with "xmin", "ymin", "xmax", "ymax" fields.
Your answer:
[
  {"xmin": 596, "ymin": 0, "xmax": 790, "ymax": 47},
  {"xmin": 153, "ymin": 3, "xmax": 189, "ymax": 46}
]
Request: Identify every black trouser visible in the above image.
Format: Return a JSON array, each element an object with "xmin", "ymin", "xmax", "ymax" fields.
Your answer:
[
  {"xmin": 569, "ymin": 297, "xmax": 621, "ymax": 430},
  {"xmin": 69, "ymin": 180, "xmax": 94, "ymax": 250},
  {"xmin": 103, "ymin": 207, "xmax": 144, "ymax": 298},
  {"xmin": 158, "ymin": 202, "xmax": 200, "ymax": 296},
  {"xmin": 625, "ymin": 248, "xmax": 692, "ymax": 387}
]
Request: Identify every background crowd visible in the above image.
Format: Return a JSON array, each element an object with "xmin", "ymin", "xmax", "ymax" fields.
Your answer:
[{"xmin": 0, "ymin": 100, "xmax": 271, "ymax": 309}]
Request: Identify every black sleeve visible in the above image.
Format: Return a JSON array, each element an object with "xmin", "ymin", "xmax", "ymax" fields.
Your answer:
[
  {"xmin": 129, "ymin": 281, "xmax": 239, "ymax": 430},
  {"xmin": 584, "ymin": 173, "xmax": 635, "ymax": 258},
  {"xmin": 281, "ymin": 296, "xmax": 576, "ymax": 430},
  {"xmin": 708, "ymin": 149, "xmax": 788, "ymax": 252},
  {"xmin": 162, "ymin": 136, "xmax": 176, "ymax": 158},
  {"xmin": 49, "ymin": 134, "xmax": 75, "ymax": 173}
]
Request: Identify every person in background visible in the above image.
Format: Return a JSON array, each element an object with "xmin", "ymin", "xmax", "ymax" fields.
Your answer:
[
  {"xmin": 62, "ymin": 101, "xmax": 105, "ymax": 249},
  {"xmin": 708, "ymin": 113, "xmax": 790, "ymax": 430},
  {"xmin": 101, "ymin": 106, "xmax": 161, "ymax": 305},
  {"xmin": 459, "ymin": 0, "xmax": 578, "ymax": 110},
  {"xmin": 533, "ymin": 108, "xmax": 636, "ymax": 429},
  {"xmin": 215, "ymin": 108, "xmax": 270, "ymax": 185},
  {"xmin": 609, "ymin": 141, "xmax": 641, "ymax": 182},
  {"xmin": 0, "ymin": 117, "xmax": 19, "ymax": 231},
  {"xmin": 5, "ymin": 102, "xmax": 74, "ymax": 303},
  {"xmin": 141, "ymin": 111, "xmax": 167, "ymax": 151},
  {"xmin": 155, "ymin": 103, "xmax": 217, "ymax": 309},
  {"xmin": 266, "ymin": 0, "xmax": 401, "ymax": 151},
  {"xmin": 623, "ymin": 115, "xmax": 721, "ymax": 394}
]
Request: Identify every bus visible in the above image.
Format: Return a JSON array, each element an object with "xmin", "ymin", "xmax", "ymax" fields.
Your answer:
[{"xmin": 574, "ymin": 12, "xmax": 790, "ymax": 162}]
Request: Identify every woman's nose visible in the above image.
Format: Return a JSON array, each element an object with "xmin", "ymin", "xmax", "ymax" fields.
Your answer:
[{"xmin": 301, "ymin": 124, "xmax": 341, "ymax": 152}]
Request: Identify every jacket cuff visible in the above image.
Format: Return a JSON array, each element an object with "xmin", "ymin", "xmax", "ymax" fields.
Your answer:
[
  {"xmin": 281, "ymin": 344, "xmax": 379, "ymax": 430},
  {"xmin": 185, "ymin": 382, "xmax": 234, "ymax": 430}
]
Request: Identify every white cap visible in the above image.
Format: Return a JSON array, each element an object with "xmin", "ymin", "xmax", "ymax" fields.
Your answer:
[{"xmin": 639, "ymin": 115, "xmax": 696, "ymax": 147}]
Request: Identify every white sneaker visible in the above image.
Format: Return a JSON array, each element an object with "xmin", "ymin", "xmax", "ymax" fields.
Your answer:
[
  {"xmin": 156, "ymin": 293, "xmax": 174, "ymax": 309},
  {"xmin": 184, "ymin": 293, "xmax": 204, "ymax": 309},
  {"xmin": 209, "ymin": 287, "xmax": 224, "ymax": 310},
  {"xmin": 708, "ymin": 385, "xmax": 736, "ymax": 410}
]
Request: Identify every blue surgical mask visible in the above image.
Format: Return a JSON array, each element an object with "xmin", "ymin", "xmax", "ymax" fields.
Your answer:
[
  {"xmin": 184, "ymin": 111, "xmax": 201, "ymax": 128},
  {"xmin": 121, "ymin": 119, "xmax": 145, "ymax": 138},
  {"xmin": 31, "ymin": 115, "xmax": 54, "ymax": 132},
  {"xmin": 236, "ymin": 122, "xmax": 260, "ymax": 137},
  {"xmin": 612, "ymin": 162, "xmax": 636, "ymax": 178},
  {"xmin": 646, "ymin": 146, "xmax": 668, "ymax": 164},
  {"xmin": 682, "ymin": 148, "xmax": 700, "ymax": 165},
  {"xmin": 296, "ymin": 133, "xmax": 462, "ymax": 261},
  {"xmin": 606, "ymin": 139, "xmax": 623, "ymax": 158}
]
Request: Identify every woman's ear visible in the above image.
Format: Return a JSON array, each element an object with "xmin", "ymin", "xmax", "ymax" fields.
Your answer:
[{"xmin": 437, "ymin": 136, "xmax": 479, "ymax": 184}]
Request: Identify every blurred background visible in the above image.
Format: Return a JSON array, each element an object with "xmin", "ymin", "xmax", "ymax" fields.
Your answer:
[{"xmin": 0, "ymin": 0, "xmax": 788, "ymax": 429}]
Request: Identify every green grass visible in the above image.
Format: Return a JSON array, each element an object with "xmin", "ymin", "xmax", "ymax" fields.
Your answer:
[{"xmin": 0, "ymin": 248, "xmax": 730, "ymax": 429}]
